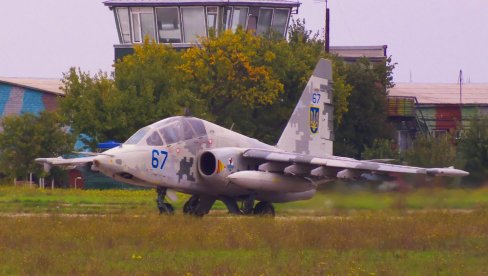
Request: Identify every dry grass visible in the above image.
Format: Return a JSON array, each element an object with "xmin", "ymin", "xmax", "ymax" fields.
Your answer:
[
  {"xmin": 2, "ymin": 186, "xmax": 488, "ymax": 274},
  {"xmin": 1, "ymin": 211, "xmax": 488, "ymax": 274}
]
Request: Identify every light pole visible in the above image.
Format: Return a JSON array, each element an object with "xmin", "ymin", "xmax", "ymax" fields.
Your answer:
[{"xmin": 74, "ymin": 177, "xmax": 82, "ymax": 189}]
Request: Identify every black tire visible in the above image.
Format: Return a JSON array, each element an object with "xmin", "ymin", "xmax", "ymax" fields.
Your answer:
[
  {"xmin": 183, "ymin": 195, "xmax": 200, "ymax": 214},
  {"xmin": 253, "ymin": 201, "xmax": 275, "ymax": 217}
]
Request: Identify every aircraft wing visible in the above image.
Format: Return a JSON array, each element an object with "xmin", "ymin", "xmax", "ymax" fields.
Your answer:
[
  {"xmin": 242, "ymin": 149, "xmax": 469, "ymax": 178},
  {"xmin": 35, "ymin": 156, "xmax": 96, "ymax": 172}
]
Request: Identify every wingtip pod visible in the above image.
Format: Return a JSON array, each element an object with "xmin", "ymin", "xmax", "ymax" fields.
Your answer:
[{"xmin": 426, "ymin": 168, "xmax": 470, "ymax": 177}]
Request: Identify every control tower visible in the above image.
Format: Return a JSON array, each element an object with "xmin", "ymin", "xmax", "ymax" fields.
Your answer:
[{"xmin": 104, "ymin": 0, "xmax": 301, "ymax": 60}]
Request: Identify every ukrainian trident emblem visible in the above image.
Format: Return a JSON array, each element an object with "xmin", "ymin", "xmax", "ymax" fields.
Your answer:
[{"xmin": 309, "ymin": 106, "xmax": 320, "ymax": 134}]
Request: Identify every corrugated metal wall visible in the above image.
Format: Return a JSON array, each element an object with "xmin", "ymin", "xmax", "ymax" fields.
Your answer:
[
  {"xmin": 415, "ymin": 105, "xmax": 488, "ymax": 133},
  {"xmin": 0, "ymin": 83, "xmax": 59, "ymax": 116},
  {"xmin": 435, "ymin": 106, "xmax": 461, "ymax": 131}
]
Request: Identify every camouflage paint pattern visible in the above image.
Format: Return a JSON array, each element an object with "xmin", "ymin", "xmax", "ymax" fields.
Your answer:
[{"xmin": 276, "ymin": 59, "xmax": 334, "ymax": 157}]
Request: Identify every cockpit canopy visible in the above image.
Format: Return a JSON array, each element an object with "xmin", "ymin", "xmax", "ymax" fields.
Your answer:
[{"xmin": 124, "ymin": 117, "xmax": 207, "ymax": 146}]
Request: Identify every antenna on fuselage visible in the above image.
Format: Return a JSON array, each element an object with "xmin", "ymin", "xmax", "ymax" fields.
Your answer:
[{"xmin": 184, "ymin": 107, "xmax": 192, "ymax": 117}]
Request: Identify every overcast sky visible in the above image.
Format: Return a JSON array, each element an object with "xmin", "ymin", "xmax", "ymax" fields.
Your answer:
[{"xmin": 1, "ymin": 0, "xmax": 487, "ymax": 83}]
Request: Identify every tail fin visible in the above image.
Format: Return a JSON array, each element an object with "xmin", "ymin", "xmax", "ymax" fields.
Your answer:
[{"xmin": 276, "ymin": 59, "xmax": 334, "ymax": 157}]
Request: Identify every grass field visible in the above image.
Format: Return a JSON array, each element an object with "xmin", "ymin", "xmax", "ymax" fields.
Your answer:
[
  {"xmin": 3, "ymin": 186, "xmax": 488, "ymax": 215},
  {"xmin": 1, "ymin": 186, "xmax": 488, "ymax": 274}
]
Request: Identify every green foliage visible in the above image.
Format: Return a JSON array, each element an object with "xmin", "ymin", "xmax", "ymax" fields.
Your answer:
[
  {"xmin": 457, "ymin": 114, "xmax": 488, "ymax": 185},
  {"xmin": 403, "ymin": 134, "xmax": 457, "ymax": 168},
  {"xmin": 61, "ymin": 40, "xmax": 198, "ymax": 149},
  {"xmin": 60, "ymin": 69, "xmax": 126, "ymax": 149},
  {"xmin": 114, "ymin": 39, "xmax": 203, "ymax": 121},
  {"xmin": 180, "ymin": 28, "xmax": 284, "ymax": 138},
  {"xmin": 334, "ymin": 58, "xmax": 396, "ymax": 158},
  {"xmin": 0, "ymin": 112, "xmax": 74, "ymax": 179},
  {"xmin": 182, "ymin": 28, "xmax": 284, "ymax": 108},
  {"xmin": 362, "ymin": 139, "xmax": 400, "ymax": 161},
  {"xmin": 59, "ymin": 25, "xmax": 390, "ymax": 153},
  {"xmin": 287, "ymin": 19, "xmax": 352, "ymax": 126},
  {"xmin": 248, "ymin": 20, "xmax": 325, "ymax": 143}
]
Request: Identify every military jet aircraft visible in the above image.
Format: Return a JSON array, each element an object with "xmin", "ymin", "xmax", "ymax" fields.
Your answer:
[{"xmin": 36, "ymin": 59, "xmax": 468, "ymax": 216}]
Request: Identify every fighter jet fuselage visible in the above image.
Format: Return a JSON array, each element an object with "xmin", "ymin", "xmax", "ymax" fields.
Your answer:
[
  {"xmin": 94, "ymin": 117, "xmax": 316, "ymax": 204},
  {"xmin": 36, "ymin": 59, "xmax": 468, "ymax": 216}
]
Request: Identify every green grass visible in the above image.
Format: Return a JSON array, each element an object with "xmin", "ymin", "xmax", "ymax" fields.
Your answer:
[
  {"xmin": 2, "ymin": 186, "xmax": 488, "ymax": 274},
  {"xmin": 1, "ymin": 212, "xmax": 488, "ymax": 274},
  {"xmin": 2, "ymin": 186, "xmax": 488, "ymax": 215}
]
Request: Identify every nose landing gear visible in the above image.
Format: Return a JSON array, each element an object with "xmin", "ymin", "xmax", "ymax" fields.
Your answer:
[{"xmin": 156, "ymin": 186, "xmax": 174, "ymax": 215}]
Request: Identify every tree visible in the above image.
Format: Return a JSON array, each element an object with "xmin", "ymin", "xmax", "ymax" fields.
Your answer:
[
  {"xmin": 180, "ymin": 28, "xmax": 284, "ymax": 135},
  {"xmin": 60, "ymin": 69, "xmax": 126, "ymax": 149},
  {"xmin": 0, "ymin": 112, "xmax": 75, "ymax": 180},
  {"xmin": 334, "ymin": 57, "xmax": 396, "ymax": 158},
  {"xmin": 403, "ymin": 134, "xmax": 457, "ymax": 168},
  {"xmin": 61, "ymin": 40, "xmax": 196, "ymax": 149},
  {"xmin": 114, "ymin": 39, "xmax": 203, "ymax": 122},
  {"xmin": 362, "ymin": 139, "xmax": 400, "ymax": 161},
  {"xmin": 457, "ymin": 114, "xmax": 488, "ymax": 185}
]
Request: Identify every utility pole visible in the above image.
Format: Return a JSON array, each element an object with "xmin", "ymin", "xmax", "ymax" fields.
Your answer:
[
  {"xmin": 325, "ymin": 0, "xmax": 330, "ymax": 53},
  {"xmin": 459, "ymin": 70, "xmax": 463, "ymax": 106}
]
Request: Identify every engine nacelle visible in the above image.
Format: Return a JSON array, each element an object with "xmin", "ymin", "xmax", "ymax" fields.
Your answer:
[{"xmin": 198, "ymin": 148, "xmax": 244, "ymax": 187}]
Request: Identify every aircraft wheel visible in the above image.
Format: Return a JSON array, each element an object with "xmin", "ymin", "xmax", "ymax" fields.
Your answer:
[
  {"xmin": 183, "ymin": 195, "xmax": 200, "ymax": 214},
  {"xmin": 159, "ymin": 203, "xmax": 174, "ymax": 215},
  {"xmin": 253, "ymin": 201, "xmax": 275, "ymax": 217},
  {"xmin": 241, "ymin": 196, "xmax": 255, "ymax": 215}
]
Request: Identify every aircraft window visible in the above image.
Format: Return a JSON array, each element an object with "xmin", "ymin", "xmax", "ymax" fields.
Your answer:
[
  {"xmin": 125, "ymin": 127, "xmax": 149, "ymax": 144},
  {"xmin": 152, "ymin": 117, "xmax": 179, "ymax": 129},
  {"xmin": 159, "ymin": 122, "xmax": 183, "ymax": 144},
  {"xmin": 186, "ymin": 118, "xmax": 207, "ymax": 137},
  {"xmin": 181, "ymin": 120, "xmax": 195, "ymax": 140},
  {"xmin": 146, "ymin": 131, "xmax": 164, "ymax": 146}
]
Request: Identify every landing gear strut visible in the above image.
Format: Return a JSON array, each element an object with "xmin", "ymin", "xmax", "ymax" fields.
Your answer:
[{"xmin": 156, "ymin": 186, "xmax": 174, "ymax": 215}]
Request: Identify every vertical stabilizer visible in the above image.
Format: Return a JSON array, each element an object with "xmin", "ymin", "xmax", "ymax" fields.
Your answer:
[{"xmin": 276, "ymin": 59, "xmax": 334, "ymax": 157}]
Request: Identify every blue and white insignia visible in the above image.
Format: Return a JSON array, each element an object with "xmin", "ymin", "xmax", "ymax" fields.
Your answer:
[
  {"xmin": 309, "ymin": 106, "xmax": 320, "ymax": 134},
  {"xmin": 227, "ymin": 157, "xmax": 235, "ymax": 172}
]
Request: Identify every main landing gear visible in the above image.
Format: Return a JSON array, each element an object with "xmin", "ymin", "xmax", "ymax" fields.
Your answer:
[
  {"xmin": 156, "ymin": 186, "xmax": 174, "ymax": 215},
  {"xmin": 156, "ymin": 189, "xmax": 275, "ymax": 217},
  {"xmin": 221, "ymin": 196, "xmax": 275, "ymax": 217},
  {"xmin": 252, "ymin": 201, "xmax": 275, "ymax": 216},
  {"xmin": 182, "ymin": 195, "xmax": 216, "ymax": 217}
]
